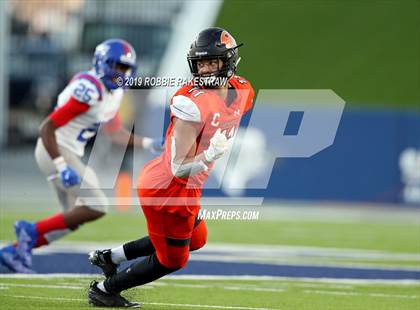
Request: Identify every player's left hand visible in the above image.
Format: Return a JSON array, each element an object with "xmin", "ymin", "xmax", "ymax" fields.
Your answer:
[
  {"xmin": 52, "ymin": 156, "xmax": 81, "ymax": 187},
  {"xmin": 203, "ymin": 128, "xmax": 229, "ymax": 162},
  {"xmin": 143, "ymin": 137, "xmax": 164, "ymax": 154}
]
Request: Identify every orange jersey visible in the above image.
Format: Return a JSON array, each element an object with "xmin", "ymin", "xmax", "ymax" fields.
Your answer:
[{"xmin": 137, "ymin": 76, "xmax": 254, "ymax": 198}]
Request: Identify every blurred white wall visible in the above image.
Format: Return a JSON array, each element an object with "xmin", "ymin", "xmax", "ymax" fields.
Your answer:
[{"xmin": 148, "ymin": 0, "xmax": 223, "ymax": 106}]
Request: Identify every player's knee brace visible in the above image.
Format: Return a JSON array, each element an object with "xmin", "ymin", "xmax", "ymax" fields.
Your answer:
[
  {"xmin": 166, "ymin": 248, "xmax": 189, "ymax": 269},
  {"xmin": 157, "ymin": 237, "xmax": 191, "ymax": 269},
  {"xmin": 189, "ymin": 235, "xmax": 206, "ymax": 251},
  {"xmin": 189, "ymin": 220, "xmax": 207, "ymax": 251}
]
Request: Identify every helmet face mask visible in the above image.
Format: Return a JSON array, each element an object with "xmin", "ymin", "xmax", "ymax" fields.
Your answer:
[
  {"xmin": 187, "ymin": 28, "xmax": 242, "ymax": 88},
  {"xmin": 103, "ymin": 60, "xmax": 134, "ymax": 87},
  {"xmin": 106, "ymin": 61, "xmax": 133, "ymax": 76},
  {"xmin": 93, "ymin": 39, "xmax": 137, "ymax": 90}
]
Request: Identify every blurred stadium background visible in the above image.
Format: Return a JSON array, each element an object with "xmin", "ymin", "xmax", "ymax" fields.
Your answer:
[{"xmin": 0, "ymin": 1, "xmax": 419, "ymax": 309}]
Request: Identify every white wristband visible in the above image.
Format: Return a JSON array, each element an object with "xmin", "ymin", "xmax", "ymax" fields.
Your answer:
[
  {"xmin": 142, "ymin": 137, "xmax": 153, "ymax": 150},
  {"xmin": 53, "ymin": 156, "xmax": 67, "ymax": 172}
]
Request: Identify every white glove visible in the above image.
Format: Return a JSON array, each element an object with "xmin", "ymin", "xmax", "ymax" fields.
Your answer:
[{"xmin": 203, "ymin": 128, "xmax": 229, "ymax": 162}]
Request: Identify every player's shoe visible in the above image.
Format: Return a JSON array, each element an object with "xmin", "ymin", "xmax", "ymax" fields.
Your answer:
[
  {"xmin": 89, "ymin": 249, "xmax": 118, "ymax": 277},
  {"xmin": 88, "ymin": 281, "xmax": 141, "ymax": 308},
  {"xmin": 0, "ymin": 244, "xmax": 34, "ymax": 273},
  {"xmin": 14, "ymin": 220, "xmax": 38, "ymax": 267}
]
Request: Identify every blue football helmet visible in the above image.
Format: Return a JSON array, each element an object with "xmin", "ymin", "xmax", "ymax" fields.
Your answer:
[{"xmin": 93, "ymin": 39, "xmax": 137, "ymax": 90}]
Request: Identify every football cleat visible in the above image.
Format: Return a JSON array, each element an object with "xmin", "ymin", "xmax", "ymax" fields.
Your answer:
[
  {"xmin": 88, "ymin": 281, "xmax": 141, "ymax": 308},
  {"xmin": 14, "ymin": 220, "xmax": 38, "ymax": 267},
  {"xmin": 89, "ymin": 249, "xmax": 118, "ymax": 277},
  {"xmin": 0, "ymin": 244, "xmax": 34, "ymax": 273}
]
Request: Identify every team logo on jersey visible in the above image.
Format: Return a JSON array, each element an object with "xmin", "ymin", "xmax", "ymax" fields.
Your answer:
[{"xmin": 220, "ymin": 31, "xmax": 236, "ymax": 49}]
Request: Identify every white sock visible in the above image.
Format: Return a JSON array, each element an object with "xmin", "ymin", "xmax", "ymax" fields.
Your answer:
[
  {"xmin": 97, "ymin": 281, "xmax": 107, "ymax": 293},
  {"xmin": 110, "ymin": 245, "xmax": 127, "ymax": 264}
]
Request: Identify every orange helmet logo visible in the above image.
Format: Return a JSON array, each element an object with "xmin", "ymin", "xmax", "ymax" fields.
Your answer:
[{"xmin": 220, "ymin": 31, "xmax": 236, "ymax": 49}]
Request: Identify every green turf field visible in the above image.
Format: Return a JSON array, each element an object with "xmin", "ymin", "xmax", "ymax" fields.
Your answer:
[
  {"xmin": 0, "ymin": 276, "xmax": 419, "ymax": 310},
  {"xmin": 1, "ymin": 206, "xmax": 419, "ymax": 255},
  {"xmin": 1, "ymin": 200, "xmax": 419, "ymax": 309}
]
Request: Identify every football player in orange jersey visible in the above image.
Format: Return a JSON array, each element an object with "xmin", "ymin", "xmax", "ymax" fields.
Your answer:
[{"xmin": 88, "ymin": 27, "xmax": 254, "ymax": 307}]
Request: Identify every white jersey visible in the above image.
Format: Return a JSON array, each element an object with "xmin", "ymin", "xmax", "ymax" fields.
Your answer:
[{"xmin": 55, "ymin": 70, "xmax": 123, "ymax": 156}]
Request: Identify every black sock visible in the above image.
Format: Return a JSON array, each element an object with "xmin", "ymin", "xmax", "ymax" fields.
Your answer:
[
  {"xmin": 104, "ymin": 253, "xmax": 178, "ymax": 293},
  {"xmin": 123, "ymin": 236, "xmax": 155, "ymax": 260}
]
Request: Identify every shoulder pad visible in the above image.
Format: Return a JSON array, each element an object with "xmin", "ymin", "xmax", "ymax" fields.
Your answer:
[
  {"xmin": 230, "ymin": 75, "xmax": 253, "ymax": 90},
  {"xmin": 171, "ymin": 95, "xmax": 201, "ymax": 123},
  {"xmin": 69, "ymin": 72, "xmax": 103, "ymax": 105},
  {"xmin": 230, "ymin": 75, "xmax": 255, "ymax": 113}
]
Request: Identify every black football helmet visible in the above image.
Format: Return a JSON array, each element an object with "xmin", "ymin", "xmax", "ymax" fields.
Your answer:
[{"xmin": 187, "ymin": 27, "xmax": 243, "ymax": 80}]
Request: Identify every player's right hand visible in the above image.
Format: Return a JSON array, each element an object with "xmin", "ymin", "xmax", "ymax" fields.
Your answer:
[
  {"xmin": 203, "ymin": 128, "xmax": 229, "ymax": 162},
  {"xmin": 53, "ymin": 156, "xmax": 81, "ymax": 187},
  {"xmin": 150, "ymin": 138, "xmax": 165, "ymax": 154},
  {"xmin": 142, "ymin": 137, "xmax": 164, "ymax": 154}
]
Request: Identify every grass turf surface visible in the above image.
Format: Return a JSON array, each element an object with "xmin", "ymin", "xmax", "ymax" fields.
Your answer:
[
  {"xmin": 1, "ymin": 203, "xmax": 419, "ymax": 309},
  {"xmin": 1, "ymin": 207, "xmax": 419, "ymax": 254},
  {"xmin": 0, "ymin": 277, "xmax": 419, "ymax": 310}
]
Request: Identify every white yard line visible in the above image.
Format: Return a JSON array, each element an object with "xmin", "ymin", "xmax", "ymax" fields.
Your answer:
[
  {"xmin": 187, "ymin": 254, "xmax": 420, "ymax": 271},
  {"xmin": 2, "ymin": 294, "xmax": 84, "ymax": 302},
  {"xmin": 1, "ymin": 241, "xmax": 417, "ymax": 262},
  {"xmin": 153, "ymin": 282, "xmax": 286, "ymax": 293},
  {"xmin": 197, "ymin": 244, "xmax": 420, "ymax": 261},
  {"xmin": 0, "ymin": 279, "xmax": 349, "ymax": 293},
  {"xmin": 0, "ymin": 281, "xmax": 155, "ymax": 290},
  {"xmin": 0, "ymin": 283, "xmax": 83, "ymax": 289},
  {"xmin": 0, "ymin": 273, "xmax": 95, "ymax": 279},
  {"xmin": 3, "ymin": 292, "xmax": 419, "ymax": 308},
  {"xmin": 304, "ymin": 289, "xmax": 418, "ymax": 300},
  {"xmin": 0, "ymin": 279, "xmax": 419, "ymax": 303},
  {"xmin": 143, "ymin": 301, "xmax": 276, "ymax": 310},
  {"xmin": 0, "ymin": 273, "xmax": 419, "ymax": 285},
  {"xmin": 165, "ymin": 275, "xmax": 420, "ymax": 285},
  {"xmin": 1, "ymin": 294, "xmax": 279, "ymax": 310},
  {"xmin": 160, "ymin": 281, "xmax": 353, "ymax": 290}
]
